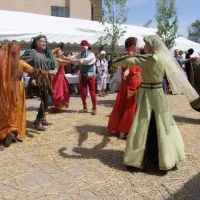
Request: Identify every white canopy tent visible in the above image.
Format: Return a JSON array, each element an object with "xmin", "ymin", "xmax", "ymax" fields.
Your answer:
[{"xmin": 0, "ymin": 10, "xmax": 199, "ymax": 55}]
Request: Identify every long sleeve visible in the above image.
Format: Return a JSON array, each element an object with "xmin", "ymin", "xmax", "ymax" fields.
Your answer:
[
  {"xmin": 79, "ymin": 52, "xmax": 96, "ymax": 65},
  {"xmin": 179, "ymin": 58, "xmax": 189, "ymax": 65},
  {"xmin": 20, "ymin": 60, "xmax": 34, "ymax": 73},
  {"xmin": 113, "ymin": 54, "xmax": 159, "ymax": 68}
]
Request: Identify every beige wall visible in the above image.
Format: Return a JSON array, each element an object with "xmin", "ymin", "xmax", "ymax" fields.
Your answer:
[
  {"xmin": 0, "ymin": 0, "xmax": 66, "ymax": 15},
  {"xmin": 0, "ymin": 0, "xmax": 92, "ymax": 20},
  {"xmin": 69, "ymin": 0, "xmax": 91, "ymax": 20}
]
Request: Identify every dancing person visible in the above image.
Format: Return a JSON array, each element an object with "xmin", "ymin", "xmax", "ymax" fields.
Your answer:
[
  {"xmin": 113, "ymin": 35, "xmax": 200, "ymax": 171},
  {"xmin": 108, "ymin": 37, "xmax": 141, "ymax": 140},
  {"xmin": 51, "ymin": 48, "xmax": 70, "ymax": 112},
  {"xmin": 0, "ymin": 41, "xmax": 51, "ymax": 147},
  {"xmin": 21, "ymin": 35, "xmax": 59, "ymax": 131},
  {"xmin": 67, "ymin": 40, "xmax": 97, "ymax": 115}
]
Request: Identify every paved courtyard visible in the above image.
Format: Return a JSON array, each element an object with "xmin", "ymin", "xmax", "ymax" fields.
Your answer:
[{"xmin": 0, "ymin": 93, "xmax": 200, "ymax": 200}]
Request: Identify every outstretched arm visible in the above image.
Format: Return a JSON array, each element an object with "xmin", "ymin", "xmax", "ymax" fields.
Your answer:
[{"xmin": 113, "ymin": 54, "xmax": 159, "ymax": 68}]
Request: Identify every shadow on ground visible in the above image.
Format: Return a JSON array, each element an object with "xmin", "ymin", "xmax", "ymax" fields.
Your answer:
[
  {"xmin": 167, "ymin": 172, "xmax": 200, "ymax": 200},
  {"xmin": 59, "ymin": 125, "xmax": 169, "ymax": 176},
  {"xmin": 97, "ymin": 100, "xmax": 115, "ymax": 107},
  {"xmin": 26, "ymin": 106, "xmax": 38, "ymax": 112},
  {"xmin": 74, "ymin": 125, "xmax": 108, "ymax": 147},
  {"xmin": 58, "ymin": 146, "xmax": 126, "ymax": 171},
  {"xmin": 173, "ymin": 115, "xmax": 200, "ymax": 125},
  {"xmin": 26, "ymin": 120, "xmax": 41, "ymax": 138}
]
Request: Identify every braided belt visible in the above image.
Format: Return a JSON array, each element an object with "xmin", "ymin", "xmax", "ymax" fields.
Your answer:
[{"xmin": 140, "ymin": 82, "xmax": 162, "ymax": 90}]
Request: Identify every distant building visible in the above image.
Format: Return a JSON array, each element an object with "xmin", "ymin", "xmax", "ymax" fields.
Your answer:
[{"xmin": 0, "ymin": 0, "xmax": 102, "ymax": 21}]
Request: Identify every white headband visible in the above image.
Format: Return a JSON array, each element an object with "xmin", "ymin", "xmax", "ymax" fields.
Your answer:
[{"xmin": 83, "ymin": 46, "xmax": 89, "ymax": 50}]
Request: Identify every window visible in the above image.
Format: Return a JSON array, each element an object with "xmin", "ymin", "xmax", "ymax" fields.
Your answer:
[{"xmin": 51, "ymin": 6, "xmax": 69, "ymax": 18}]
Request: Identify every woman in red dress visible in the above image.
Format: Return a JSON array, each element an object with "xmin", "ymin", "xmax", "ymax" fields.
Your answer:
[
  {"xmin": 107, "ymin": 37, "xmax": 141, "ymax": 139},
  {"xmin": 51, "ymin": 48, "xmax": 70, "ymax": 112}
]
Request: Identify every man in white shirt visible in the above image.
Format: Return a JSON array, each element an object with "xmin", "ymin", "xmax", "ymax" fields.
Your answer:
[
  {"xmin": 68, "ymin": 40, "xmax": 97, "ymax": 115},
  {"xmin": 96, "ymin": 51, "xmax": 109, "ymax": 96}
]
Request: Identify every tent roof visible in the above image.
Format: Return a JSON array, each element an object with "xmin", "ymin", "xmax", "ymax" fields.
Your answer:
[{"xmin": 0, "ymin": 10, "xmax": 199, "ymax": 55}]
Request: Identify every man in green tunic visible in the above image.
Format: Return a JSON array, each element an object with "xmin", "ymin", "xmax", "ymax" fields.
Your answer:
[
  {"xmin": 21, "ymin": 35, "xmax": 59, "ymax": 131},
  {"xmin": 113, "ymin": 35, "xmax": 200, "ymax": 171}
]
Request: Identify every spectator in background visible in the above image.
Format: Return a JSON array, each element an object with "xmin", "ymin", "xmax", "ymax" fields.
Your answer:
[
  {"xmin": 174, "ymin": 49, "xmax": 197, "ymax": 70},
  {"xmin": 96, "ymin": 51, "xmax": 109, "ymax": 96},
  {"xmin": 179, "ymin": 50, "xmax": 184, "ymax": 59},
  {"xmin": 185, "ymin": 48, "xmax": 194, "ymax": 83}
]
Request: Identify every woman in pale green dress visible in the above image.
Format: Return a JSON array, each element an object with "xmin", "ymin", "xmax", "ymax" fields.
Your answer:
[{"xmin": 113, "ymin": 35, "xmax": 200, "ymax": 171}]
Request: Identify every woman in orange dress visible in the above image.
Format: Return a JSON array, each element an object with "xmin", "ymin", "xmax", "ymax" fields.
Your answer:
[
  {"xmin": 51, "ymin": 48, "xmax": 70, "ymax": 112},
  {"xmin": 0, "ymin": 41, "xmax": 40, "ymax": 147},
  {"xmin": 107, "ymin": 37, "xmax": 141, "ymax": 139}
]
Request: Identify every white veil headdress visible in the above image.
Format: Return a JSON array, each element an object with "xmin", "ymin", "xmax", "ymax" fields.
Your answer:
[{"xmin": 144, "ymin": 35, "xmax": 199, "ymax": 102}]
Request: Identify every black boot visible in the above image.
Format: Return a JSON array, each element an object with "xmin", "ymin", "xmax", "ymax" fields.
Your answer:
[{"xmin": 5, "ymin": 133, "xmax": 15, "ymax": 147}]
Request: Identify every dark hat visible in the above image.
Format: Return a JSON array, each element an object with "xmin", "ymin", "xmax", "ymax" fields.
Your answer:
[{"xmin": 188, "ymin": 48, "xmax": 194, "ymax": 55}]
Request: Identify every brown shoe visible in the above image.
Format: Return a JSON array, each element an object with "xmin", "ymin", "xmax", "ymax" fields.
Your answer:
[
  {"xmin": 83, "ymin": 104, "xmax": 88, "ymax": 113},
  {"xmin": 5, "ymin": 133, "xmax": 15, "ymax": 147},
  {"xmin": 91, "ymin": 109, "xmax": 97, "ymax": 115},
  {"xmin": 33, "ymin": 121, "xmax": 46, "ymax": 131}
]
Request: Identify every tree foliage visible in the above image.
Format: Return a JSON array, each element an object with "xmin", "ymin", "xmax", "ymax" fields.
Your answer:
[
  {"xmin": 188, "ymin": 20, "xmax": 200, "ymax": 43},
  {"xmin": 155, "ymin": 0, "xmax": 178, "ymax": 49},
  {"xmin": 90, "ymin": 0, "xmax": 128, "ymax": 57},
  {"xmin": 143, "ymin": 20, "xmax": 152, "ymax": 28}
]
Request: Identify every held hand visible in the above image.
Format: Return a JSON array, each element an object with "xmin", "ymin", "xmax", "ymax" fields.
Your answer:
[
  {"xmin": 49, "ymin": 70, "xmax": 57, "ymax": 76},
  {"xmin": 129, "ymin": 51, "xmax": 134, "ymax": 56},
  {"xmin": 122, "ymin": 69, "xmax": 129, "ymax": 80},
  {"xmin": 124, "ymin": 69, "xmax": 129, "ymax": 76},
  {"xmin": 190, "ymin": 57, "xmax": 198, "ymax": 61},
  {"xmin": 70, "ymin": 59, "xmax": 80, "ymax": 64},
  {"xmin": 76, "ymin": 59, "xmax": 81, "ymax": 64}
]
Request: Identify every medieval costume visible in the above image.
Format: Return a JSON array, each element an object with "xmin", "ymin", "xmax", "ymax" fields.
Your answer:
[
  {"xmin": 113, "ymin": 35, "xmax": 200, "ymax": 171},
  {"xmin": 21, "ymin": 35, "xmax": 59, "ymax": 131},
  {"xmin": 108, "ymin": 37, "xmax": 141, "ymax": 140},
  {"xmin": 69, "ymin": 40, "xmax": 97, "ymax": 115},
  {"xmin": 0, "ymin": 41, "xmax": 50, "ymax": 147},
  {"xmin": 51, "ymin": 48, "xmax": 70, "ymax": 111}
]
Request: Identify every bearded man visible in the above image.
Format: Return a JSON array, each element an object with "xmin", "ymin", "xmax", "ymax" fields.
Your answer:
[{"xmin": 21, "ymin": 35, "xmax": 58, "ymax": 131}]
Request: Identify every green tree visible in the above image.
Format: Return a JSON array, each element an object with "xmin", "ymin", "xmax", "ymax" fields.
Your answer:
[
  {"xmin": 143, "ymin": 19, "xmax": 152, "ymax": 28},
  {"xmin": 155, "ymin": 0, "xmax": 178, "ymax": 49},
  {"xmin": 188, "ymin": 20, "xmax": 200, "ymax": 43},
  {"xmin": 90, "ymin": 0, "xmax": 128, "ymax": 58}
]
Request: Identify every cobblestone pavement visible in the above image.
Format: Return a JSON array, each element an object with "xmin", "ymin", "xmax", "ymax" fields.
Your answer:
[{"xmin": 0, "ymin": 94, "xmax": 200, "ymax": 200}]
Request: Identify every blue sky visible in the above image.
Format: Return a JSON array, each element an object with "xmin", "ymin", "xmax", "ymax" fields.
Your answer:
[{"xmin": 104, "ymin": 0, "xmax": 200, "ymax": 37}]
